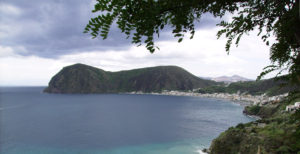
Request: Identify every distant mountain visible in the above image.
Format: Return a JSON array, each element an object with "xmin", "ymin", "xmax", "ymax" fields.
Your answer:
[
  {"xmin": 211, "ymin": 75, "xmax": 252, "ymax": 83},
  {"xmin": 44, "ymin": 64, "xmax": 217, "ymax": 93},
  {"xmin": 198, "ymin": 76, "xmax": 213, "ymax": 80}
]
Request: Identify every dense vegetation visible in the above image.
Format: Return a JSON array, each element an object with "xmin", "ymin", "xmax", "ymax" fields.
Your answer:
[
  {"xmin": 44, "ymin": 63, "xmax": 216, "ymax": 93},
  {"xmin": 197, "ymin": 78, "xmax": 299, "ymax": 96},
  {"xmin": 209, "ymin": 92, "xmax": 300, "ymax": 153}
]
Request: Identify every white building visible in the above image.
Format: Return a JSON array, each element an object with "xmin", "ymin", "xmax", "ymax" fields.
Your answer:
[
  {"xmin": 286, "ymin": 102, "xmax": 300, "ymax": 112},
  {"xmin": 286, "ymin": 105, "xmax": 295, "ymax": 112}
]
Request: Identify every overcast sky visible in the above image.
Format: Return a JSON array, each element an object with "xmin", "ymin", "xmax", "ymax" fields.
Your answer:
[{"xmin": 0, "ymin": 0, "xmax": 276, "ymax": 86}]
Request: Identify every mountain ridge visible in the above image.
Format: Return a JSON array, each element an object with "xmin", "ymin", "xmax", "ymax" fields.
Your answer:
[{"xmin": 200, "ymin": 75, "xmax": 253, "ymax": 83}]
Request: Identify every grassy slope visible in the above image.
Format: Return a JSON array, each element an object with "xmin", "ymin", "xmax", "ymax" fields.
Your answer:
[
  {"xmin": 112, "ymin": 66, "xmax": 215, "ymax": 92},
  {"xmin": 209, "ymin": 92, "xmax": 300, "ymax": 154},
  {"xmin": 44, "ymin": 63, "xmax": 216, "ymax": 93},
  {"xmin": 198, "ymin": 78, "xmax": 299, "ymax": 96}
]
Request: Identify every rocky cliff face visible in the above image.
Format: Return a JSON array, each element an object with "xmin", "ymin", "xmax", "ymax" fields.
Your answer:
[
  {"xmin": 44, "ymin": 64, "xmax": 112, "ymax": 93},
  {"xmin": 44, "ymin": 63, "xmax": 216, "ymax": 93}
]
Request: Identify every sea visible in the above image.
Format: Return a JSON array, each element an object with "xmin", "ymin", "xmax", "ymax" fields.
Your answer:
[{"xmin": 0, "ymin": 87, "xmax": 254, "ymax": 154}]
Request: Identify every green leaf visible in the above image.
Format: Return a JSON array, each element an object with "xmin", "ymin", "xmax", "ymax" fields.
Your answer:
[{"xmin": 178, "ymin": 38, "xmax": 183, "ymax": 43}]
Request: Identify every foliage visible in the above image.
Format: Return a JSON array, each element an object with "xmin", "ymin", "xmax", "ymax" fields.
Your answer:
[
  {"xmin": 197, "ymin": 77, "xmax": 299, "ymax": 96},
  {"xmin": 85, "ymin": 0, "xmax": 300, "ymax": 83},
  {"xmin": 245, "ymin": 105, "xmax": 261, "ymax": 115},
  {"xmin": 244, "ymin": 104, "xmax": 279, "ymax": 119},
  {"xmin": 197, "ymin": 85, "xmax": 226, "ymax": 94}
]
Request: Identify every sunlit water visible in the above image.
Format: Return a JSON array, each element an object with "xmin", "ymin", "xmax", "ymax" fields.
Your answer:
[{"xmin": 0, "ymin": 87, "xmax": 254, "ymax": 154}]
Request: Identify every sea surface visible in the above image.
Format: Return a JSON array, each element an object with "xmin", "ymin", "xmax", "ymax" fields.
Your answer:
[{"xmin": 0, "ymin": 87, "xmax": 254, "ymax": 154}]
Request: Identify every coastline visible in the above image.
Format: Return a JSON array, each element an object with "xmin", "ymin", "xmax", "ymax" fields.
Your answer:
[
  {"xmin": 127, "ymin": 90, "xmax": 266, "ymax": 154},
  {"xmin": 125, "ymin": 91, "xmax": 288, "ymax": 107}
]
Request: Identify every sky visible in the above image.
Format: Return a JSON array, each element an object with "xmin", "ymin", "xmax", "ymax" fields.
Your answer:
[{"xmin": 0, "ymin": 0, "xmax": 277, "ymax": 86}]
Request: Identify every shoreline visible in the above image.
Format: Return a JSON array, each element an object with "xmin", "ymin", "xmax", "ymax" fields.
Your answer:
[
  {"xmin": 125, "ymin": 91, "xmax": 285, "ymax": 122},
  {"xmin": 125, "ymin": 91, "xmax": 288, "ymax": 107}
]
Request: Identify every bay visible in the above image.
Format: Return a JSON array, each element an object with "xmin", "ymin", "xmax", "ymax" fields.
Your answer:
[{"xmin": 0, "ymin": 87, "xmax": 254, "ymax": 154}]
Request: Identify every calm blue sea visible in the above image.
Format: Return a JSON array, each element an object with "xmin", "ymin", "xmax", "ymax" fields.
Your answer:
[{"xmin": 0, "ymin": 87, "xmax": 254, "ymax": 154}]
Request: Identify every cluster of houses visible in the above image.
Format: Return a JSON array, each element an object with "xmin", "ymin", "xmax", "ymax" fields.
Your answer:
[
  {"xmin": 130, "ymin": 91, "xmax": 300, "ymax": 113},
  {"xmin": 156, "ymin": 91, "xmax": 289, "ymax": 106},
  {"xmin": 130, "ymin": 90, "xmax": 290, "ymax": 107},
  {"xmin": 286, "ymin": 102, "xmax": 300, "ymax": 112}
]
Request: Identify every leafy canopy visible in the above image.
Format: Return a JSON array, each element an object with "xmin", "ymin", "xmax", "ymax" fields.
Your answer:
[{"xmin": 84, "ymin": 0, "xmax": 300, "ymax": 83}]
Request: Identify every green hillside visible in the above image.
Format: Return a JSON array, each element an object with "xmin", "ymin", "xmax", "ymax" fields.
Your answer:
[
  {"xmin": 208, "ymin": 92, "xmax": 300, "ymax": 153},
  {"xmin": 197, "ymin": 77, "xmax": 299, "ymax": 96},
  {"xmin": 44, "ymin": 63, "xmax": 216, "ymax": 93}
]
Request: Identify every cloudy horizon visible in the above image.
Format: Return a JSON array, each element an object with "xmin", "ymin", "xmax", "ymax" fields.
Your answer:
[{"xmin": 0, "ymin": 0, "xmax": 278, "ymax": 86}]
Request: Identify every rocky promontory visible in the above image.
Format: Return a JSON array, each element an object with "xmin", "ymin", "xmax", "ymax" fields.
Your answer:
[{"xmin": 44, "ymin": 63, "xmax": 216, "ymax": 93}]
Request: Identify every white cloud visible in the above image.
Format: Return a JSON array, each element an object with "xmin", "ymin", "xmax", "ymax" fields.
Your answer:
[
  {"xmin": 0, "ymin": 3, "xmax": 21, "ymax": 16},
  {"xmin": 0, "ymin": 27, "xmax": 277, "ymax": 86},
  {"xmin": 0, "ymin": 46, "xmax": 15, "ymax": 57},
  {"xmin": 58, "ymin": 28, "xmax": 274, "ymax": 78},
  {"xmin": 0, "ymin": 47, "xmax": 70, "ymax": 86}
]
